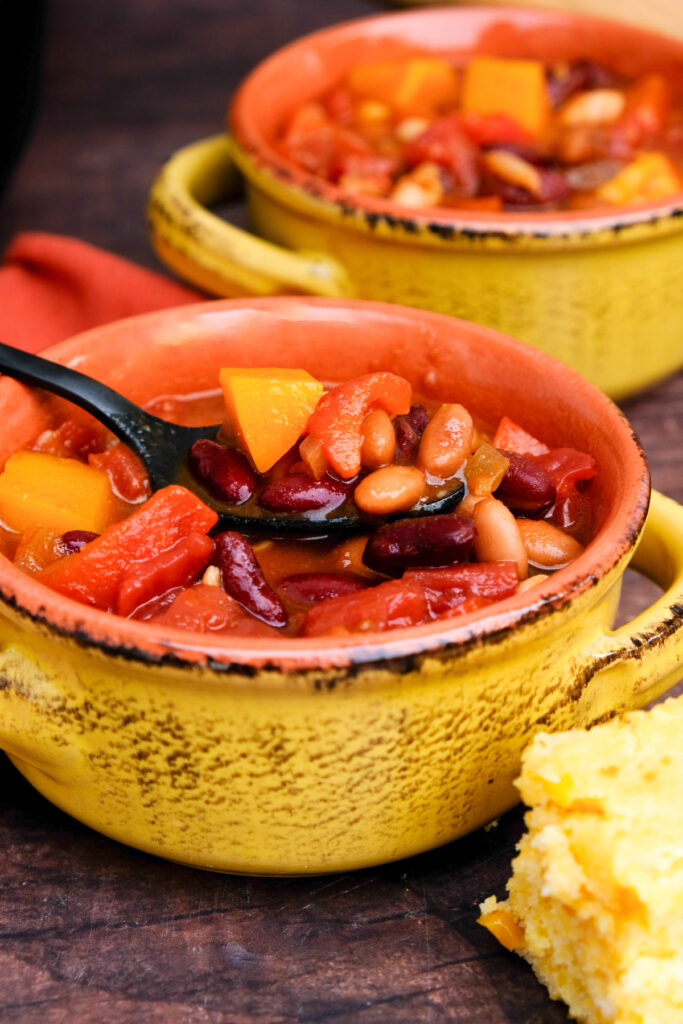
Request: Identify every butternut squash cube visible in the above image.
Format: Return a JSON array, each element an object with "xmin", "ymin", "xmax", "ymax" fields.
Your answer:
[
  {"xmin": 347, "ymin": 57, "xmax": 459, "ymax": 118},
  {"xmin": 0, "ymin": 450, "xmax": 117, "ymax": 536},
  {"xmin": 596, "ymin": 151, "xmax": 682, "ymax": 205},
  {"xmin": 461, "ymin": 57, "xmax": 549, "ymax": 137},
  {"xmin": 219, "ymin": 368, "xmax": 324, "ymax": 474}
]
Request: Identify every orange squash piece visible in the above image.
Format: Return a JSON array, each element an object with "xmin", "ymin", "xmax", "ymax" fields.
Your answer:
[
  {"xmin": 596, "ymin": 151, "xmax": 682, "ymax": 205},
  {"xmin": 13, "ymin": 527, "xmax": 66, "ymax": 574},
  {"xmin": 347, "ymin": 57, "xmax": 459, "ymax": 118},
  {"xmin": 219, "ymin": 368, "xmax": 324, "ymax": 474},
  {"xmin": 461, "ymin": 57, "xmax": 549, "ymax": 138},
  {"xmin": 0, "ymin": 450, "xmax": 118, "ymax": 536}
]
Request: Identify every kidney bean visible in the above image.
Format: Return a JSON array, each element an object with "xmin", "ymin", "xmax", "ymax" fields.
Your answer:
[
  {"xmin": 354, "ymin": 465, "xmax": 425, "ymax": 516},
  {"xmin": 546, "ymin": 59, "xmax": 615, "ymax": 108},
  {"xmin": 407, "ymin": 403, "xmax": 429, "ymax": 434},
  {"xmin": 486, "ymin": 168, "xmax": 570, "ymax": 208},
  {"xmin": 361, "ymin": 408, "xmax": 396, "ymax": 470},
  {"xmin": 212, "ymin": 531, "xmax": 287, "ymax": 627},
  {"xmin": 418, "ymin": 404, "xmax": 473, "ymax": 478},
  {"xmin": 188, "ymin": 439, "xmax": 255, "ymax": 504},
  {"xmin": 394, "ymin": 420, "xmax": 419, "ymax": 464},
  {"xmin": 473, "ymin": 497, "xmax": 528, "ymax": 579},
  {"xmin": 59, "ymin": 530, "xmax": 99, "ymax": 555},
  {"xmin": 494, "ymin": 451, "xmax": 556, "ymax": 512},
  {"xmin": 362, "ymin": 514, "xmax": 476, "ymax": 576},
  {"xmin": 547, "ymin": 488, "xmax": 592, "ymax": 544},
  {"xmin": 394, "ymin": 404, "xmax": 429, "ymax": 463},
  {"xmin": 259, "ymin": 473, "xmax": 350, "ymax": 513},
  {"xmin": 279, "ymin": 573, "xmax": 367, "ymax": 605}
]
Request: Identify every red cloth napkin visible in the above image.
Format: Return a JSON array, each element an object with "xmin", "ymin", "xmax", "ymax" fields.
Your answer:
[{"xmin": 0, "ymin": 232, "xmax": 202, "ymax": 353}]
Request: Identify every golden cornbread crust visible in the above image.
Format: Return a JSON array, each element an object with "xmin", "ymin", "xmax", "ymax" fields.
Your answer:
[{"xmin": 480, "ymin": 697, "xmax": 683, "ymax": 1024}]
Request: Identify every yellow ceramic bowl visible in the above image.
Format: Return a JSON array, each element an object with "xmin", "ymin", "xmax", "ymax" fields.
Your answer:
[
  {"xmin": 1, "ymin": 298, "xmax": 683, "ymax": 875},
  {"xmin": 147, "ymin": 6, "xmax": 683, "ymax": 400}
]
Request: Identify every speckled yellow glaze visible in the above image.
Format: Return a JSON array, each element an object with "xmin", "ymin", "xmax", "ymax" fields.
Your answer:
[
  {"xmin": 148, "ymin": 7, "xmax": 683, "ymax": 399},
  {"xmin": 1, "ymin": 298, "xmax": 683, "ymax": 874}
]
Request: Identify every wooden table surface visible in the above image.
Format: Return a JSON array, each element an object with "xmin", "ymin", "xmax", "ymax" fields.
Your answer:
[{"xmin": 1, "ymin": 3, "xmax": 681, "ymax": 1022}]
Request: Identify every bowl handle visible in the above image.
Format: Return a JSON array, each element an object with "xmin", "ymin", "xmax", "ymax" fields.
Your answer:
[
  {"xmin": 148, "ymin": 134, "xmax": 352, "ymax": 299},
  {"xmin": 579, "ymin": 489, "xmax": 683, "ymax": 720}
]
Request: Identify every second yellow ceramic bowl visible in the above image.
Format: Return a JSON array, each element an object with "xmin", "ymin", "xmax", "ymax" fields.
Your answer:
[{"xmin": 148, "ymin": 6, "xmax": 683, "ymax": 399}]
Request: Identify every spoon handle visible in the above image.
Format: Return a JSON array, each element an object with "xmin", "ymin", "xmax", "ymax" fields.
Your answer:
[
  {"xmin": 0, "ymin": 342, "xmax": 214, "ymax": 489},
  {"xmin": 0, "ymin": 341, "xmax": 150, "ymax": 426}
]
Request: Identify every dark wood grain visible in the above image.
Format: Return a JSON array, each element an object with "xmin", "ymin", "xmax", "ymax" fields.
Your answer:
[{"xmin": 0, "ymin": 2, "xmax": 682, "ymax": 1022}]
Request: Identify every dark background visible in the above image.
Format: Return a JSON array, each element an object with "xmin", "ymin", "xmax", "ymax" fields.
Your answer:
[{"xmin": 1, "ymin": 3, "xmax": 682, "ymax": 1022}]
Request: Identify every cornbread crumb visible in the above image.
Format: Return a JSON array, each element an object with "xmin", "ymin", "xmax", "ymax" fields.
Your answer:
[{"xmin": 480, "ymin": 698, "xmax": 683, "ymax": 1024}]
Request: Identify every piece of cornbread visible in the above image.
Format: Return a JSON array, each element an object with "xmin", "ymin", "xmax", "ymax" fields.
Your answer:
[{"xmin": 479, "ymin": 698, "xmax": 683, "ymax": 1024}]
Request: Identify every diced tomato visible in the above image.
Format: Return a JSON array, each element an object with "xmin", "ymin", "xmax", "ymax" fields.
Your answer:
[
  {"xmin": 278, "ymin": 572, "xmax": 367, "ymax": 606},
  {"xmin": 534, "ymin": 448, "xmax": 596, "ymax": 495},
  {"xmin": 306, "ymin": 372, "xmax": 412, "ymax": 479},
  {"xmin": 277, "ymin": 102, "xmax": 334, "ymax": 176},
  {"xmin": 88, "ymin": 443, "xmax": 150, "ymax": 503},
  {"xmin": 32, "ymin": 419, "xmax": 108, "ymax": 461},
  {"xmin": 623, "ymin": 74, "xmax": 671, "ymax": 139},
  {"xmin": 277, "ymin": 101, "xmax": 373, "ymax": 181},
  {"xmin": 323, "ymin": 86, "xmax": 355, "ymax": 125},
  {"xmin": 492, "ymin": 416, "xmax": 550, "ymax": 458},
  {"xmin": 334, "ymin": 153, "xmax": 399, "ymax": 190},
  {"xmin": 405, "ymin": 562, "xmax": 519, "ymax": 616},
  {"xmin": 117, "ymin": 532, "xmax": 214, "ymax": 617},
  {"xmin": 460, "ymin": 112, "xmax": 531, "ymax": 147},
  {"xmin": 303, "ymin": 578, "xmax": 428, "ymax": 636},
  {"xmin": 402, "ymin": 113, "xmax": 480, "ymax": 195},
  {"xmin": 39, "ymin": 485, "xmax": 218, "ymax": 611},
  {"xmin": 13, "ymin": 527, "xmax": 66, "ymax": 575},
  {"xmin": 150, "ymin": 584, "xmax": 280, "ymax": 638}
]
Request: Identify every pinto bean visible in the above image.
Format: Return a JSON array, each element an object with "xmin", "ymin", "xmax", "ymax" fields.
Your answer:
[
  {"xmin": 354, "ymin": 465, "xmax": 426, "ymax": 516},
  {"xmin": 517, "ymin": 519, "xmax": 583, "ymax": 568},
  {"xmin": 362, "ymin": 514, "xmax": 476, "ymax": 576},
  {"xmin": 482, "ymin": 149, "xmax": 542, "ymax": 196},
  {"xmin": 360, "ymin": 409, "xmax": 396, "ymax": 469},
  {"xmin": 201, "ymin": 565, "xmax": 222, "ymax": 587},
  {"xmin": 473, "ymin": 497, "xmax": 528, "ymax": 579},
  {"xmin": 559, "ymin": 89, "xmax": 625, "ymax": 127},
  {"xmin": 516, "ymin": 573, "xmax": 549, "ymax": 593},
  {"xmin": 418, "ymin": 404, "xmax": 473, "ymax": 478},
  {"xmin": 455, "ymin": 493, "xmax": 485, "ymax": 517}
]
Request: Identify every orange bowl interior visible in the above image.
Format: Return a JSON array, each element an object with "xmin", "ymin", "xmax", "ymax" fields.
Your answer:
[
  {"xmin": 0, "ymin": 298, "xmax": 649, "ymax": 666},
  {"xmin": 229, "ymin": 5, "xmax": 683, "ymax": 225}
]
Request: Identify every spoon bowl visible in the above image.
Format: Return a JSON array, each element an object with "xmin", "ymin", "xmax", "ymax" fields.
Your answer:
[{"xmin": 0, "ymin": 342, "xmax": 463, "ymax": 535}]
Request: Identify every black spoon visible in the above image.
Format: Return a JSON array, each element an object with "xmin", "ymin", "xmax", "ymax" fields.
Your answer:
[{"xmin": 0, "ymin": 343, "xmax": 464, "ymax": 534}]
